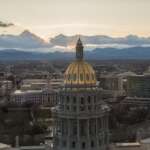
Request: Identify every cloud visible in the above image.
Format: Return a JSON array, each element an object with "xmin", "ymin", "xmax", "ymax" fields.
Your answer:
[{"xmin": 0, "ymin": 21, "xmax": 14, "ymax": 27}]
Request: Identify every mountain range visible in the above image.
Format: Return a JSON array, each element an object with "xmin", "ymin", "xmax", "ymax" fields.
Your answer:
[
  {"xmin": 0, "ymin": 30, "xmax": 50, "ymax": 50},
  {"xmin": 50, "ymin": 34, "xmax": 150, "ymax": 47},
  {"xmin": 0, "ymin": 30, "xmax": 150, "ymax": 60},
  {"xmin": 1, "ymin": 30, "xmax": 150, "ymax": 52}
]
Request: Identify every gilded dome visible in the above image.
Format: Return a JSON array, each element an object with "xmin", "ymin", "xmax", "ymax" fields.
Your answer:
[
  {"xmin": 64, "ymin": 38, "xmax": 96, "ymax": 87},
  {"xmin": 64, "ymin": 60, "xmax": 96, "ymax": 86}
]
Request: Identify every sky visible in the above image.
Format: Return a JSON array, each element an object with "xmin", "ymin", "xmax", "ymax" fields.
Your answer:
[{"xmin": 0, "ymin": 0, "xmax": 150, "ymax": 38}]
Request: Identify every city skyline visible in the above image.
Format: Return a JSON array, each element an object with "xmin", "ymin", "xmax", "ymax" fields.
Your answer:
[{"xmin": 0, "ymin": 0, "xmax": 150, "ymax": 39}]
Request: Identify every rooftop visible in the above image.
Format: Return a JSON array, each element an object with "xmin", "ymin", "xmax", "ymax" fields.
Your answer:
[{"xmin": 14, "ymin": 90, "xmax": 43, "ymax": 95}]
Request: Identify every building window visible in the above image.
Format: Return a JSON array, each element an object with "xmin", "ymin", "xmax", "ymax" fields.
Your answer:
[
  {"xmin": 69, "ymin": 74, "xmax": 72, "ymax": 80},
  {"xmin": 98, "ymin": 119, "xmax": 102, "ymax": 130},
  {"xmin": 73, "ymin": 96, "xmax": 76, "ymax": 103},
  {"xmin": 80, "ymin": 106, "xmax": 85, "ymax": 111},
  {"xmin": 73, "ymin": 120, "xmax": 77, "ymax": 135},
  {"xmin": 82, "ymin": 142, "xmax": 86, "ymax": 149},
  {"xmin": 92, "ymin": 74, "xmax": 95, "ymax": 80},
  {"xmin": 99, "ymin": 139, "xmax": 102, "ymax": 146},
  {"xmin": 104, "ymin": 134, "xmax": 108, "ymax": 144},
  {"xmin": 64, "ymin": 74, "xmax": 66, "ymax": 80},
  {"xmin": 88, "ymin": 106, "xmax": 91, "ymax": 111},
  {"xmin": 91, "ymin": 141, "xmax": 94, "ymax": 147},
  {"xmin": 72, "ymin": 141, "xmax": 76, "ymax": 148},
  {"xmin": 73, "ymin": 106, "xmax": 76, "ymax": 112},
  {"xmin": 73, "ymin": 74, "xmax": 76, "ymax": 81},
  {"xmin": 80, "ymin": 120, "xmax": 86, "ymax": 136},
  {"xmin": 62, "ymin": 96, "xmax": 64, "ymax": 100},
  {"xmin": 61, "ymin": 105, "xmax": 64, "ymax": 111},
  {"xmin": 68, "ymin": 74, "xmax": 70, "ymax": 80},
  {"xmin": 67, "ymin": 96, "xmax": 70, "ymax": 103},
  {"xmin": 48, "ymin": 97, "xmax": 50, "ymax": 102},
  {"xmin": 62, "ymin": 141, "xmax": 66, "ymax": 147},
  {"xmin": 88, "ymin": 96, "xmax": 91, "ymax": 103},
  {"xmin": 80, "ymin": 74, "xmax": 83, "ymax": 81},
  {"xmin": 66, "ymin": 106, "xmax": 70, "ymax": 111},
  {"xmin": 81, "ymin": 97, "xmax": 84, "ymax": 104},
  {"xmin": 86, "ymin": 74, "xmax": 89, "ymax": 81},
  {"xmin": 94, "ymin": 96, "xmax": 96, "ymax": 103},
  {"xmin": 73, "ymin": 127, "xmax": 77, "ymax": 135}
]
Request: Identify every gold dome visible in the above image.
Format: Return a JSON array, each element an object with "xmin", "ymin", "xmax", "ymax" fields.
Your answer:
[
  {"xmin": 64, "ymin": 38, "xmax": 96, "ymax": 87},
  {"xmin": 64, "ymin": 60, "xmax": 96, "ymax": 86}
]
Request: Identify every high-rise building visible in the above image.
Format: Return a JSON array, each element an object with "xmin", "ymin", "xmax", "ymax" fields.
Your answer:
[
  {"xmin": 52, "ymin": 38, "xmax": 109, "ymax": 150},
  {"xmin": 126, "ymin": 75, "xmax": 150, "ymax": 98}
]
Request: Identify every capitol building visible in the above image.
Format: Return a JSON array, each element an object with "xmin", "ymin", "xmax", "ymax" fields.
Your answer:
[{"xmin": 52, "ymin": 38, "xmax": 110, "ymax": 150}]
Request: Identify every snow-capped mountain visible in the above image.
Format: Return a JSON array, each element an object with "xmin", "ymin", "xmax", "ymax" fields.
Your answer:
[
  {"xmin": 1, "ymin": 30, "xmax": 150, "ymax": 52},
  {"xmin": 50, "ymin": 34, "xmax": 150, "ymax": 49},
  {"xmin": 0, "ymin": 30, "xmax": 51, "ymax": 50}
]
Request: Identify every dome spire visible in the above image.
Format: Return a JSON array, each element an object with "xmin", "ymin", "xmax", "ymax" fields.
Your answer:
[{"xmin": 76, "ymin": 37, "xmax": 84, "ymax": 60}]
